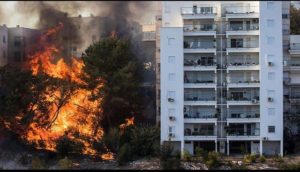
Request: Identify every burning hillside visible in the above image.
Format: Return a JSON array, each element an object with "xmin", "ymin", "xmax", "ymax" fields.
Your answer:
[{"xmin": 0, "ymin": 23, "xmax": 138, "ymax": 160}]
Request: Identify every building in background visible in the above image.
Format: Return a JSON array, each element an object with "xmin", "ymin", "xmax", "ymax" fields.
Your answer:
[
  {"xmin": 160, "ymin": 1, "xmax": 286, "ymax": 156},
  {"xmin": 0, "ymin": 25, "xmax": 8, "ymax": 67}
]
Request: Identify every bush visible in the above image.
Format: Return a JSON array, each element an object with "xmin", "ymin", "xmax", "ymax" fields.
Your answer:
[
  {"xmin": 31, "ymin": 156, "xmax": 47, "ymax": 169},
  {"xmin": 56, "ymin": 135, "xmax": 84, "ymax": 157},
  {"xmin": 159, "ymin": 142, "xmax": 181, "ymax": 170},
  {"xmin": 259, "ymin": 155, "xmax": 266, "ymax": 163},
  {"xmin": 160, "ymin": 142, "xmax": 174, "ymax": 161},
  {"xmin": 102, "ymin": 127, "xmax": 120, "ymax": 153},
  {"xmin": 273, "ymin": 154, "xmax": 284, "ymax": 163},
  {"xmin": 128, "ymin": 125, "xmax": 160, "ymax": 158},
  {"xmin": 205, "ymin": 151, "xmax": 220, "ymax": 169},
  {"xmin": 280, "ymin": 163, "xmax": 300, "ymax": 170},
  {"xmin": 117, "ymin": 143, "xmax": 133, "ymax": 166},
  {"xmin": 195, "ymin": 147, "xmax": 208, "ymax": 161},
  {"xmin": 183, "ymin": 150, "xmax": 192, "ymax": 161},
  {"xmin": 57, "ymin": 157, "xmax": 73, "ymax": 169},
  {"xmin": 243, "ymin": 154, "xmax": 256, "ymax": 164}
]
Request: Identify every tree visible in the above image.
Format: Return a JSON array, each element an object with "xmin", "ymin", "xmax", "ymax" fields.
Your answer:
[
  {"xmin": 290, "ymin": 5, "xmax": 300, "ymax": 34},
  {"xmin": 81, "ymin": 35, "xmax": 142, "ymax": 132}
]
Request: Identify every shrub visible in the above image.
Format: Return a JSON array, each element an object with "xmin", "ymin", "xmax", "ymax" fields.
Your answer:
[
  {"xmin": 183, "ymin": 150, "xmax": 192, "ymax": 161},
  {"xmin": 160, "ymin": 142, "xmax": 174, "ymax": 161},
  {"xmin": 57, "ymin": 157, "xmax": 73, "ymax": 169},
  {"xmin": 195, "ymin": 147, "xmax": 208, "ymax": 161},
  {"xmin": 102, "ymin": 127, "xmax": 120, "ymax": 153},
  {"xmin": 117, "ymin": 143, "xmax": 133, "ymax": 166},
  {"xmin": 31, "ymin": 156, "xmax": 47, "ymax": 169},
  {"xmin": 273, "ymin": 154, "xmax": 284, "ymax": 163},
  {"xmin": 243, "ymin": 154, "xmax": 256, "ymax": 164},
  {"xmin": 259, "ymin": 155, "xmax": 266, "ymax": 163},
  {"xmin": 56, "ymin": 135, "xmax": 84, "ymax": 157},
  {"xmin": 280, "ymin": 163, "xmax": 300, "ymax": 170},
  {"xmin": 205, "ymin": 151, "xmax": 220, "ymax": 169},
  {"xmin": 159, "ymin": 142, "xmax": 181, "ymax": 170}
]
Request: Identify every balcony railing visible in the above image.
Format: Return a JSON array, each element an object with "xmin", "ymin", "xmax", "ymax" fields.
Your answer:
[
  {"xmin": 226, "ymin": 24, "xmax": 259, "ymax": 31},
  {"xmin": 228, "ymin": 111, "xmax": 260, "ymax": 118},
  {"xmin": 185, "ymin": 79, "xmax": 215, "ymax": 84},
  {"xmin": 287, "ymin": 60, "xmax": 300, "ymax": 67},
  {"xmin": 181, "ymin": 7, "xmax": 217, "ymax": 15},
  {"xmin": 227, "ymin": 128, "xmax": 260, "ymax": 136},
  {"xmin": 227, "ymin": 40, "xmax": 259, "ymax": 48},
  {"xmin": 290, "ymin": 43, "xmax": 300, "ymax": 50},
  {"xmin": 227, "ymin": 80, "xmax": 260, "ymax": 84},
  {"xmin": 225, "ymin": 6, "xmax": 259, "ymax": 15},
  {"xmin": 185, "ymin": 130, "xmax": 215, "ymax": 136},
  {"xmin": 227, "ymin": 62, "xmax": 259, "ymax": 66},
  {"xmin": 184, "ymin": 41, "xmax": 216, "ymax": 49},
  {"xmin": 227, "ymin": 96, "xmax": 259, "ymax": 101},
  {"xmin": 184, "ymin": 113, "xmax": 216, "ymax": 119},
  {"xmin": 184, "ymin": 24, "xmax": 216, "ymax": 32},
  {"xmin": 185, "ymin": 96, "xmax": 216, "ymax": 101},
  {"xmin": 184, "ymin": 59, "xmax": 216, "ymax": 66}
]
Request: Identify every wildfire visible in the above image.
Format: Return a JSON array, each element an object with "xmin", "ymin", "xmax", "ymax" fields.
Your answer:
[{"xmin": 20, "ymin": 23, "xmax": 111, "ymax": 159}]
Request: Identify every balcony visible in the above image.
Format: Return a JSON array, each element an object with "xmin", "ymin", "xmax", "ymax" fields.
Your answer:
[
  {"xmin": 184, "ymin": 125, "xmax": 217, "ymax": 140},
  {"xmin": 227, "ymin": 80, "xmax": 260, "ymax": 88},
  {"xmin": 227, "ymin": 96, "xmax": 260, "ymax": 106},
  {"xmin": 289, "ymin": 43, "xmax": 300, "ymax": 55},
  {"xmin": 225, "ymin": 6, "xmax": 259, "ymax": 19},
  {"xmin": 226, "ymin": 23, "xmax": 259, "ymax": 36},
  {"xmin": 285, "ymin": 60, "xmax": 300, "ymax": 71},
  {"xmin": 184, "ymin": 40, "xmax": 216, "ymax": 54},
  {"xmin": 184, "ymin": 59, "xmax": 217, "ymax": 71},
  {"xmin": 289, "ymin": 92, "xmax": 300, "ymax": 104},
  {"xmin": 227, "ymin": 123, "xmax": 260, "ymax": 140},
  {"xmin": 184, "ymin": 112, "xmax": 218, "ymax": 124},
  {"xmin": 227, "ymin": 111, "xmax": 260, "ymax": 123},
  {"xmin": 226, "ymin": 40, "xmax": 259, "ymax": 54},
  {"xmin": 184, "ymin": 80, "xmax": 216, "ymax": 89},
  {"xmin": 184, "ymin": 97, "xmax": 216, "ymax": 106},
  {"xmin": 183, "ymin": 24, "xmax": 216, "ymax": 37},
  {"xmin": 227, "ymin": 62, "xmax": 259, "ymax": 71},
  {"xmin": 181, "ymin": 7, "xmax": 217, "ymax": 19}
]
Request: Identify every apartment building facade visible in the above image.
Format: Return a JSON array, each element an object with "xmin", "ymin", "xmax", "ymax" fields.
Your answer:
[
  {"xmin": 160, "ymin": 1, "xmax": 285, "ymax": 156},
  {"xmin": 0, "ymin": 25, "xmax": 8, "ymax": 67}
]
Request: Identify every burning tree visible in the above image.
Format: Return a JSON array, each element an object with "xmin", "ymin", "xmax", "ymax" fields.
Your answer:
[{"xmin": 0, "ymin": 23, "xmax": 142, "ymax": 160}]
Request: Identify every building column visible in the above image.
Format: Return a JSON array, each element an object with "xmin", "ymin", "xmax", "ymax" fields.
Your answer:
[
  {"xmin": 259, "ymin": 140, "xmax": 263, "ymax": 155},
  {"xmin": 280, "ymin": 140, "xmax": 283, "ymax": 156},
  {"xmin": 181, "ymin": 140, "xmax": 184, "ymax": 159},
  {"xmin": 215, "ymin": 140, "xmax": 218, "ymax": 152},
  {"xmin": 227, "ymin": 140, "xmax": 230, "ymax": 155}
]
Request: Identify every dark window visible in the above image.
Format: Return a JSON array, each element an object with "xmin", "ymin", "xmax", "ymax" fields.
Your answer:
[
  {"xmin": 231, "ymin": 39, "xmax": 243, "ymax": 48},
  {"xmin": 3, "ymin": 36, "xmax": 6, "ymax": 43},
  {"xmin": 14, "ymin": 36, "xmax": 21, "ymax": 47},
  {"xmin": 14, "ymin": 51, "xmax": 21, "ymax": 62},
  {"xmin": 185, "ymin": 141, "xmax": 191, "ymax": 144},
  {"xmin": 282, "ymin": 14, "xmax": 289, "ymax": 19},
  {"xmin": 268, "ymin": 126, "xmax": 275, "ymax": 133}
]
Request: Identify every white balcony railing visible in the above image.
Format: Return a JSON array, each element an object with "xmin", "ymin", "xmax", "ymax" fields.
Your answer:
[
  {"xmin": 181, "ymin": 7, "xmax": 217, "ymax": 15},
  {"xmin": 184, "ymin": 24, "xmax": 216, "ymax": 32},
  {"xmin": 226, "ymin": 23, "xmax": 259, "ymax": 31},
  {"xmin": 225, "ymin": 6, "xmax": 259, "ymax": 15}
]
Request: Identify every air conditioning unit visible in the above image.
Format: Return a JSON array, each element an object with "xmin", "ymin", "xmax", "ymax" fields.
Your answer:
[
  {"xmin": 263, "ymin": 137, "xmax": 268, "ymax": 141},
  {"xmin": 268, "ymin": 62, "xmax": 274, "ymax": 66},
  {"xmin": 168, "ymin": 98, "xmax": 175, "ymax": 102},
  {"xmin": 268, "ymin": 97, "xmax": 274, "ymax": 102},
  {"xmin": 252, "ymin": 99, "xmax": 258, "ymax": 104},
  {"xmin": 169, "ymin": 116, "xmax": 176, "ymax": 121},
  {"xmin": 169, "ymin": 133, "xmax": 175, "ymax": 138}
]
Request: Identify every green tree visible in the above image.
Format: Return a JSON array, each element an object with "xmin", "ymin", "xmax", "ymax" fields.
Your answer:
[
  {"xmin": 290, "ymin": 5, "xmax": 300, "ymax": 34},
  {"xmin": 81, "ymin": 36, "xmax": 142, "ymax": 132}
]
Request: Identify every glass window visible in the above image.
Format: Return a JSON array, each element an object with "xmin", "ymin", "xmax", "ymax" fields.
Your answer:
[
  {"xmin": 3, "ymin": 36, "xmax": 6, "ymax": 43},
  {"xmin": 268, "ymin": 108, "xmax": 275, "ymax": 115},
  {"xmin": 268, "ymin": 126, "xmax": 275, "ymax": 133},
  {"xmin": 14, "ymin": 36, "xmax": 21, "ymax": 47}
]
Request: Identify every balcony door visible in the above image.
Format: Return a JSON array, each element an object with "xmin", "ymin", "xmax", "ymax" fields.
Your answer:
[{"xmin": 231, "ymin": 39, "xmax": 243, "ymax": 48}]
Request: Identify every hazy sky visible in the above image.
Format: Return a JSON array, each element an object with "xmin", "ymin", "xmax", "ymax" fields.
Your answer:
[{"xmin": 0, "ymin": 1, "xmax": 160, "ymax": 28}]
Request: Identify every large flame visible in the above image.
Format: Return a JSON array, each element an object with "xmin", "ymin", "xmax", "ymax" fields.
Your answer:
[{"xmin": 20, "ymin": 23, "xmax": 114, "ymax": 159}]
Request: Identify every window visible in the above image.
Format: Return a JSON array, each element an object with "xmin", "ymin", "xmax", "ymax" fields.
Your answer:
[
  {"xmin": 168, "ymin": 73, "xmax": 175, "ymax": 81},
  {"xmin": 14, "ymin": 36, "xmax": 21, "ymax": 47},
  {"xmin": 267, "ymin": 36, "xmax": 275, "ymax": 44},
  {"xmin": 267, "ymin": 1, "xmax": 275, "ymax": 9},
  {"xmin": 3, "ymin": 36, "xmax": 5, "ymax": 43},
  {"xmin": 267, "ymin": 19, "xmax": 274, "ymax": 27},
  {"xmin": 268, "ymin": 72, "xmax": 275, "ymax": 80},
  {"xmin": 282, "ymin": 14, "xmax": 289, "ymax": 19},
  {"xmin": 169, "ymin": 126, "xmax": 175, "ymax": 134},
  {"xmin": 268, "ymin": 126, "xmax": 275, "ymax": 133},
  {"xmin": 14, "ymin": 51, "xmax": 21, "ymax": 62},
  {"xmin": 268, "ymin": 108, "xmax": 275, "ymax": 116},
  {"xmin": 230, "ymin": 39, "xmax": 243, "ymax": 48},
  {"xmin": 168, "ymin": 38, "xmax": 175, "ymax": 45},
  {"xmin": 168, "ymin": 56, "xmax": 175, "ymax": 64}
]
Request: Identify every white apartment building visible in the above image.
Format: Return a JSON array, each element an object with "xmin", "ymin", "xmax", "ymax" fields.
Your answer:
[
  {"xmin": 0, "ymin": 25, "xmax": 8, "ymax": 67},
  {"xmin": 160, "ymin": 1, "xmax": 285, "ymax": 156}
]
